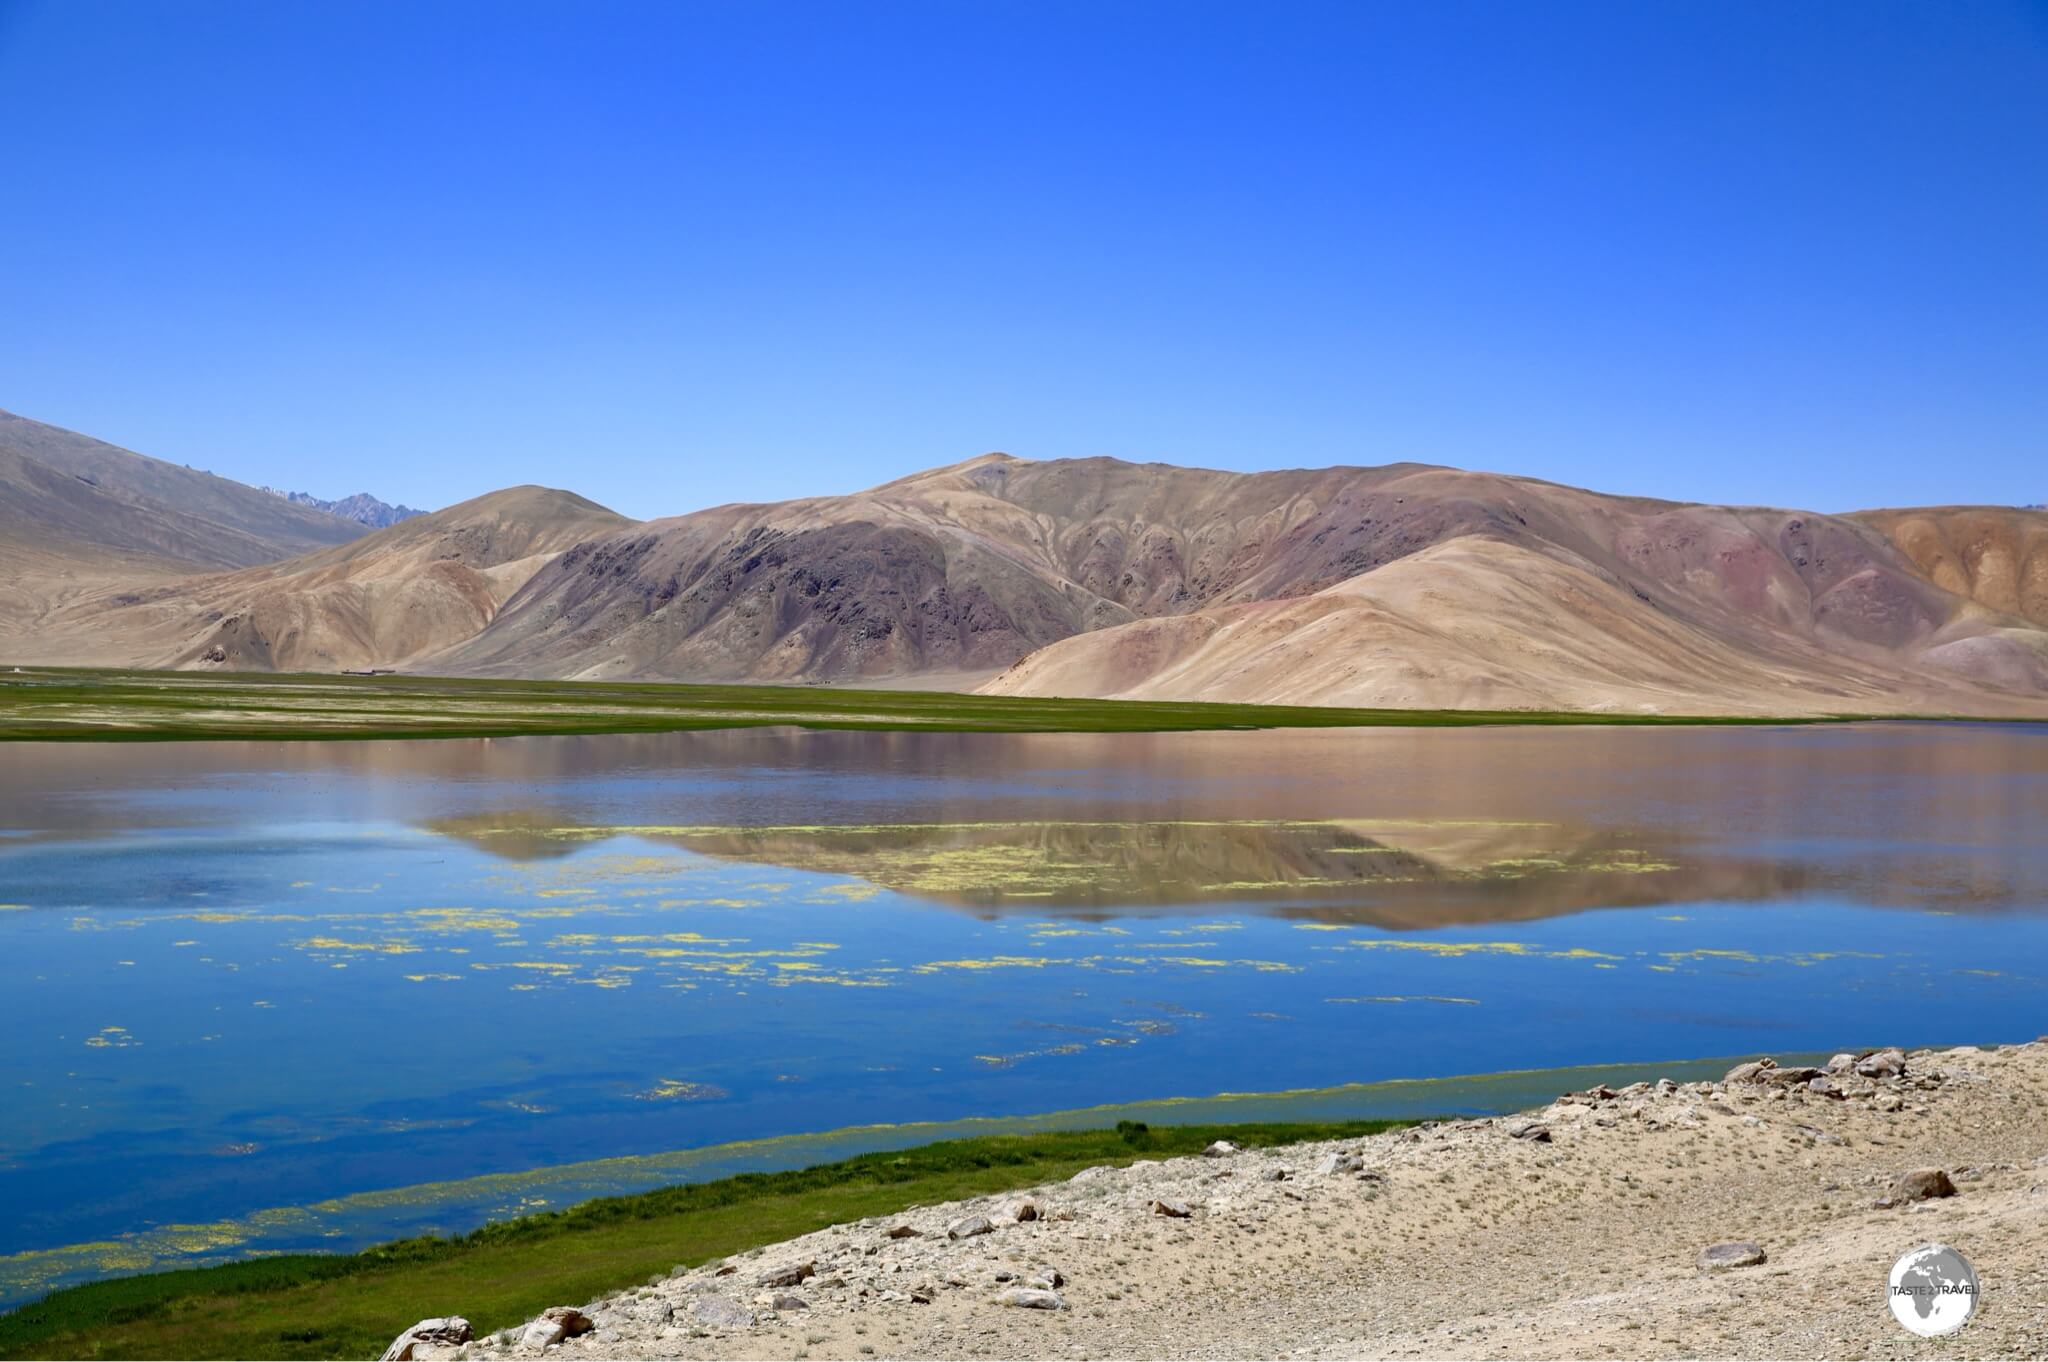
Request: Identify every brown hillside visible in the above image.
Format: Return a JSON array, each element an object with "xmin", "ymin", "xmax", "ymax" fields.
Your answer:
[
  {"xmin": 435, "ymin": 454, "xmax": 2048, "ymax": 716},
  {"xmin": 7, "ymin": 423, "xmax": 2045, "ymax": 717},
  {"xmin": 18, "ymin": 486, "xmax": 630, "ymax": 671},
  {"xmin": 0, "ymin": 408, "xmax": 365, "ymax": 573},
  {"xmin": 1852, "ymin": 505, "xmax": 2048, "ymax": 627}
]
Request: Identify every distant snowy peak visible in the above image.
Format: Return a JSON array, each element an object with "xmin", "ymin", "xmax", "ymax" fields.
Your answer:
[{"xmin": 261, "ymin": 487, "xmax": 425, "ymax": 528}]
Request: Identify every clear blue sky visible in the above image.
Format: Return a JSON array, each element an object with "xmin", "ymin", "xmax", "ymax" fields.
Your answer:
[{"xmin": 2, "ymin": 1, "xmax": 2042, "ymax": 519}]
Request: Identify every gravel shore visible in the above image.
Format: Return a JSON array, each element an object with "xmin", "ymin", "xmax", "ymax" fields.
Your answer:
[{"xmin": 403, "ymin": 1041, "xmax": 2048, "ymax": 1360}]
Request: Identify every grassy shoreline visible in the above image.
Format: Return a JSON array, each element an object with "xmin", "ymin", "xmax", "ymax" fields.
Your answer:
[
  {"xmin": 0, "ymin": 666, "xmax": 1882, "ymax": 742},
  {"xmin": 0, "ymin": 1120, "xmax": 1407, "ymax": 1362},
  {"xmin": 0, "ymin": 1054, "xmax": 1806, "ymax": 1358}
]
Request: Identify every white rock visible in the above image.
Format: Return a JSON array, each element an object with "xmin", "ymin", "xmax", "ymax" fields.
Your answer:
[
  {"xmin": 518, "ymin": 1321, "xmax": 564, "ymax": 1351},
  {"xmin": 690, "ymin": 1296, "xmax": 755, "ymax": 1330},
  {"xmin": 996, "ymin": 1287, "xmax": 1067, "ymax": 1310},
  {"xmin": 1856, "ymin": 1048, "xmax": 1908, "ymax": 1079},
  {"xmin": 380, "ymin": 1317, "xmax": 472, "ymax": 1362}
]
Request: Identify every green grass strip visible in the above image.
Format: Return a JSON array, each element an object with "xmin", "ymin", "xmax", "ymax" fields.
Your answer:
[
  {"xmin": 0, "ymin": 666, "xmax": 1879, "ymax": 741},
  {"xmin": 0, "ymin": 1119, "xmax": 1407, "ymax": 1361}
]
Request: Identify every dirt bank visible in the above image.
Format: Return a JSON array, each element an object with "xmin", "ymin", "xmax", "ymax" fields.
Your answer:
[{"xmin": 424, "ymin": 1041, "xmax": 2048, "ymax": 1360}]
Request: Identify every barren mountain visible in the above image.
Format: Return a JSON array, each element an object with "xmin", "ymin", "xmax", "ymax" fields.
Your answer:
[
  {"xmin": 436, "ymin": 453, "xmax": 2048, "ymax": 716},
  {"xmin": 0, "ymin": 408, "xmax": 365, "ymax": 575},
  {"xmin": 435, "ymin": 455, "xmax": 1579, "ymax": 682},
  {"xmin": 19, "ymin": 486, "xmax": 629, "ymax": 671},
  {"xmin": 7, "ymin": 423, "xmax": 2045, "ymax": 716},
  {"xmin": 262, "ymin": 488, "xmax": 426, "ymax": 528},
  {"xmin": 1850, "ymin": 505, "xmax": 2048, "ymax": 628},
  {"xmin": 1, "ymin": 407, "xmax": 374, "ymax": 650}
]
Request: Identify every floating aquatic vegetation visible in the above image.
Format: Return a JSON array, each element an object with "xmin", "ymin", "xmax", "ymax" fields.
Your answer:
[
  {"xmin": 1573, "ymin": 855, "xmax": 1681, "ymax": 874},
  {"xmin": 973, "ymin": 1042, "xmax": 1088, "ymax": 1068},
  {"xmin": 297, "ymin": 935, "xmax": 422, "ymax": 955},
  {"xmin": 808, "ymin": 882, "xmax": 880, "ymax": 902},
  {"xmin": 82, "ymin": 1026, "xmax": 139, "ymax": 1048},
  {"xmin": 1322, "ymin": 938, "xmax": 1619, "ymax": 962},
  {"xmin": 406, "ymin": 908, "xmax": 523, "ymax": 934},
  {"xmin": 914, "ymin": 949, "xmax": 1298, "ymax": 977},
  {"xmin": 1122, "ymin": 955, "xmax": 1300, "ymax": 972},
  {"xmin": 634, "ymin": 1078, "xmax": 729, "ymax": 1102},
  {"xmin": 914, "ymin": 955, "xmax": 1055, "ymax": 972}
]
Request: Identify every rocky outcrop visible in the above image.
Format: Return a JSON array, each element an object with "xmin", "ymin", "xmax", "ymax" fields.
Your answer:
[
  {"xmin": 262, "ymin": 488, "xmax": 425, "ymax": 529},
  {"xmin": 1696, "ymin": 1242, "xmax": 1767, "ymax": 1271},
  {"xmin": 753, "ymin": 1261, "xmax": 813, "ymax": 1289},
  {"xmin": 1886, "ymin": 1168, "xmax": 1958, "ymax": 1204},
  {"xmin": 379, "ymin": 1317, "xmax": 471, "ymax": 1362},
  {"xmin": 518, "ymin": 1307, "xmax": 593, "ymax": 1351}
]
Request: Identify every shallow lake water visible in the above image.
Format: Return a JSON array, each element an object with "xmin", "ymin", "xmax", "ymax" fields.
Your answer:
[{"xmin": 2, "ymin": 722, "xmax": 2045, "ymax": 1303}]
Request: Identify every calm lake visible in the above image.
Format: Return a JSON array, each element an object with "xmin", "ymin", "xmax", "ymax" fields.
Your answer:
[{"xmin": 3, "ymin": 722, "xmax": 2045, "ymax": 1303}]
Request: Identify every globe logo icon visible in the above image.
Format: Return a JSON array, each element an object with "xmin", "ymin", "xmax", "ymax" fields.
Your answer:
[{"xmin": 1887, "ymin": 1243, "xmax": 1979, "ymax": 1337}]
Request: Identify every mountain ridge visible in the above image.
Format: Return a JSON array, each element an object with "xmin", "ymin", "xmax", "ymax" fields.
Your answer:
[
  {"xmin": 430, "ymin": 453, "xmax": 2048, "ymax": 715},
  {"xmin": 260, "ymin": 487, "xmax": 426, "ymax": 529},
  {"xmin": 2, "ymin": 415, "xmax": 2043, "ymax": 718},
  {"xmin": 0, "ymin": 408, "xmax": 366, "ymax": 574},
  {"xmin": 13, "ymin": 484, "xmax": 631, "ymax": 672}
]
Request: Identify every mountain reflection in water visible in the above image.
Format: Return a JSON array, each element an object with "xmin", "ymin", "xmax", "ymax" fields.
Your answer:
[{"xmin": 426, "ymin": 812, "xmax": 1817, "ymax": 929}]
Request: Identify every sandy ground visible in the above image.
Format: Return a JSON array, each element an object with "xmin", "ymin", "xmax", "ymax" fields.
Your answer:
[{"xmin": 412, "ymin": 1041, "xmax": 2048, "ymax": 1361}]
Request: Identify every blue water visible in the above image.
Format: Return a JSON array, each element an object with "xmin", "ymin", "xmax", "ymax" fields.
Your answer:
[{"xmin": 1, "ymin": 722, "xmax": 2044, "ymax": 1301}]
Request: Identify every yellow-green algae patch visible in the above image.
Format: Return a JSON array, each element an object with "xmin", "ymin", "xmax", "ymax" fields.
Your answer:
[
  {"xmin": 296, "ymin": 936, "xmax": 422, "ymax": 956},
  {"xmin": 913, "ymin": 954, "xmax": 1055, "ymax": 972},
  {"xmin": 633, "ymin": 1079, "xmax": 729, "ymax": 1102}
]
